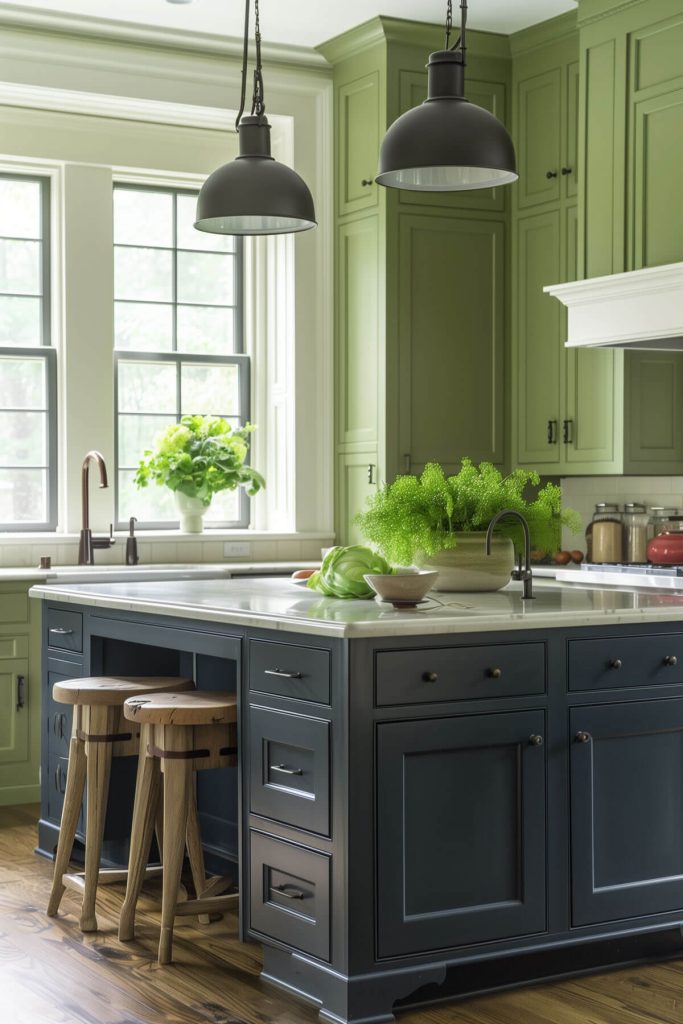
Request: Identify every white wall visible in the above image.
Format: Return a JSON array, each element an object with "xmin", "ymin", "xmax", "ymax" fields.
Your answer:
[{"xmin": 0, "ymin": 12, "xmax": 334, "ymax": 562}]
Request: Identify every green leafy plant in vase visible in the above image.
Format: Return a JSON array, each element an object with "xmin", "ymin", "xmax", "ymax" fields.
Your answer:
[
  {"xmin": 356, "ymin": 459, "xmax": 580, "ymax": 592},
  {"xmin": 135, "ymin": 414, "xmax": 265, "ymax": 533}
]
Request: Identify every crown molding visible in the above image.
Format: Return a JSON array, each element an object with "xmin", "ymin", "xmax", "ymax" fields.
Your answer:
[
  {"xmin": 0, "ymin": 2, "xmax": 330, "ymax": 71},
  {"xmin": 577, "ymin": 0, "xmax": 646, "ymax": 27},
  {"xmin": 510, "ymin": 10, "xmax": 578, "ymax": 57}
]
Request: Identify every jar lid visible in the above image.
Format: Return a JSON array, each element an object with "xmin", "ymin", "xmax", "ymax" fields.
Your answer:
[
  {"xmin": 624, "ymin": 502, "xmax": 647, "ymax": 513},
  {"xmin": 595, "ymin": 502, "xmax": 620, "ymax": 512},
  {"xmin": 649, "ymin": 506, "xmax": 679, "ymax": 516}
]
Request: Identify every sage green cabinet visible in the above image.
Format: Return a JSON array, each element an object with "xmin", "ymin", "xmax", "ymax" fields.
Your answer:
[
  {"xmin": 337, "ymin": 452, "xmax": 378, "ymax": 544},
  {"xmin": 337, "ymin": 70, "xmax": 381, "ymax": 218},
  {"xmin": 0, "ymin": 583, "xmax": 41, "ymax": 806},
  {"xmin": 625, "ymin": 353, "xmax": 683, "ymax": 473},
  {"xmin": 517, "ymin": 68, "xmax": 562, "ymax": 208}
]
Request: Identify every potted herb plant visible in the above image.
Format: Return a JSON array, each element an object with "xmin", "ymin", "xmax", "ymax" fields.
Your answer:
[
  {"xmin": 356, "ymin": 459, "xmax": 580, "ymax": 592},
  {"xmin": 135, "ymin": 415, "xmax": 265, "ymax": 533}
]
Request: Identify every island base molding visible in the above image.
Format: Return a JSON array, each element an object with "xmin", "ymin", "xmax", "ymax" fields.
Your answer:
[{"xmin": 262, "ymin": 928, "xmax": 683, "ymax": 1024}]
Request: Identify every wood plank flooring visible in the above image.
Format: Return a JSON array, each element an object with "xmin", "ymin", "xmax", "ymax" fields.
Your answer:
[{"xmin": 1, "ymin": 805, "xmax": 683, "ymax": 1024}]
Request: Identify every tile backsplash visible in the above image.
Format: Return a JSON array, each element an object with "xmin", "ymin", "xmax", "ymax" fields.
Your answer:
[{"xmin": 560, "ymin": 477, "xmax": 683, "ymax": 551}]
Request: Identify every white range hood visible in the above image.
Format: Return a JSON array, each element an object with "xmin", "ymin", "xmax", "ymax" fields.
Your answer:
[{"xmin": 544, "ymin": 261, "xmax": 683, "ymax": 350}]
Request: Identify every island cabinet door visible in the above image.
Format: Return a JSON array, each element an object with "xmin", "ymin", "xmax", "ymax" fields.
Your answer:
[
  {"xmin": 376, "ymin": 710, "xmax": 547, "ymax": 958},
  {"xmin": 570, "ymin": 699, "xmax": 683, "ymax": 927}
]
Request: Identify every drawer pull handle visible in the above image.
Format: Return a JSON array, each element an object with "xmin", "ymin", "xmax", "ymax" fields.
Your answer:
[
  {"xmin": 529, "ymin": 734, "xmax": 544, "ymax": 746},
  {"xmin": 488, "ymin": 667, "xmax": 503, "ymax": 679},
  {"xmin": 609, "ymin": 658, "xmax": 622, "ymax": 670},
  {"xmin": 54, "ymin": 764, "xmax": 65, "ymax": 794},
  {"xmin": 16, "ymin": 675, "xmax": 25, "ymax": 711},
  {"xmin": 270, "ymin": 884, "xmax": 305, "ymax": 900},
  {"xmin": 49, "ymin": 627, "xmax": 74, "ymax": 636},
  {"xmin": 576, "ymin": 731, "xmax": 591, "ymax": 744},
  {"xmin": 264, "ymin": 668, "xmax": 303, "ymax": 680},
  {"xmin": 663, "ymin": 655, "xmax": 678, "ymax": 667},
  {"xmin": 270, "ymin": 764, "xmax": 303, "ymax": 776},
  {"xmin": 422, "ymin": 672, "xmax": 438, "ymax": 683}
]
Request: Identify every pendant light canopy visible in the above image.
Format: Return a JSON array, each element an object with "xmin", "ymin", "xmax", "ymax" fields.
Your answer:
[
  {"xmin": 376, "ymin": 0, "xmax": 517, "ymax": 192},
  {"xmin": 195, "ymin": 0, "xmax": 316, "ymax": 236}
]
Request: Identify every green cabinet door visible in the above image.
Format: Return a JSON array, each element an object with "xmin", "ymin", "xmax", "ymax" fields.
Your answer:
[
  {"xmin": 336, "ymin": 451, "xmax": 378, "ymax": 545},
  {"xmin": 337, "ymin": 71, "xmax": 381, "ymax": 218},
  {"xmin": 632, "ymin": 86, "xmax": 683, "ymax": 268},
  {"xmin": 515, "ymin": 210, "xmax": 562, "ymax": 467},
  {"xmin": 625, "ymin": 351, "xmax": 683, "ymax": 474},
  {"xmin": 0, "ymin": 657, "xmax": 29, "ymax": 767},
  {"xmin": 565, "ymin": 60, "xmax": 579, "ymax": 199},
  {"xmin": 336, "ymin": 216, "xmax": 380, "ymax": 446},
  {"xmin": 516, "ymin": 68, "xmax": 562, "ymax": 209},
  {"xmin": 396, "ymin": 213, "xmax": 505, "ymax": 475}
]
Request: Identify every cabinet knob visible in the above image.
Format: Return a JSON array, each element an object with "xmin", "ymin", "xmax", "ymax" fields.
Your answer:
[
  {"xmin": 488, "ymin": 667, "xmax": 503, "ymax": 679},
  {"xmin": 609, "ymin": 658, "xmax": 622, "ymax": 670},
  {"xmin": 575, "ymin": 731, "xmax": 592, "ymax": 744},
  {"xmin": 529, "ymin": 734, "xmax": 544, "ymax": 746},
  {"xmin": 561, "ymin": 166, "xmax": 573, "ymax": 175},
  {"xmin": 546, "ymin": 170, "xmax": 558, "ymax": 179},
  {"xmin": 664, "ymin": 655, "xmax": 678, "ymax": 667},
  {"xmin": 422, "ymin": 672, "xmax": 438, "ymax": 683},
  {"xmin": 361, "ymin": 179, "xmax": 374, "ymax": 187}
]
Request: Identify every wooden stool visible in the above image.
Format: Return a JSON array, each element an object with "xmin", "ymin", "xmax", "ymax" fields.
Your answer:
[
  {"xmin": 119, "ymin": 690, "xmax": 238, "ymax": 964},
  {"xmin": 47, "ymin": 676, "xmax": 194, "ymax": 932}
]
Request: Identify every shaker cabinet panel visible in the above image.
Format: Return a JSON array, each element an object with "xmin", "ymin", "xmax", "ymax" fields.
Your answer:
[
  {"xmin": 571, "ymin": 700, "xmax": 683, "ymax": 926},
  {"xmin": 516, "ymin": 68, "xmax": 562, "ymax": 209},
  {"xmin": 377, "ymin": 711, "xmax": 546, "ymax": 957},
  {"xmin": 0, "ymin": 658, "xmax": 29, "ymax": 766},
  {"xmin": 625, "ymin": 351, "xmax": 683, "ymax": 473},
  {"xmin": 397, "ymin": 214, "xmax": 505, "ymax": 475},
  {"xmin": 338, "ymin": 72, "xmax": 380, "ymax": 217},
  {"xmin": 632, "ymin": 87, "xmax": 683, "ymax": 269},
  {"xmin": 336, "ymin": 451, "xmax": 378, "ymax": 546}
]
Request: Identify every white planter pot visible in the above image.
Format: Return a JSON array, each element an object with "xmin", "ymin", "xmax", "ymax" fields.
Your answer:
[
  {"xmin": 422, "ymin": 532, "xmax": 515, "ymax": 592},
  {"xmin": 174, "ymin": 491, "xmax": 209, "ymax": 534}
]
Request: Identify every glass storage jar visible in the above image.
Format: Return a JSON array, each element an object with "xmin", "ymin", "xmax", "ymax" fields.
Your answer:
[
  {"xmin": 623, "ymin": 502, "xmax": 649, "ymax": 564},
  {"xmin": 586, "ymin": 503, "xmax": 623, "ymax": 564}
]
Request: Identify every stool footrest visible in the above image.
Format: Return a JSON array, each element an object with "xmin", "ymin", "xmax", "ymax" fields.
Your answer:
[
  {"xmin": 148, "ymin": 743, "xmax": 210, "ymax": 760},
  {"xmin": 174, "ymin": 893, "xmax": 239, "ymax": 917},
  {"xmin": 62, "ymin": 864, "xmax": 164, "ymax": 892}
]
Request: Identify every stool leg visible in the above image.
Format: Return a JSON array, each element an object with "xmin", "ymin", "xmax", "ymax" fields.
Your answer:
[
  {"xmin": 186, "ymin": 783, "xmax": 220, "ymax": 925},
  {"xmin": 47, "ymin": 709, "xmax": 86, "ymax": 917},
  {"xmin": 119, "ymin": 724, "xmax": 161, "ymax": 942},
  {"xmin": 159, "ymin": 725, "xmax": 192, "ymax": 964},
  {"xmin": 80, "ymin": 705, "xmax": 115, "ymax": 933}
]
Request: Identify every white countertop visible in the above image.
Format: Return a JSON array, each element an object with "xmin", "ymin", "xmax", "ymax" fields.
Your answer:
[
  {"xmin": 28, "ymin": 575, "xmax": 683, "ymax": 639},
  {"xmin": 0, "ymin": 561, "xmax": 314, "ymax": 584}
]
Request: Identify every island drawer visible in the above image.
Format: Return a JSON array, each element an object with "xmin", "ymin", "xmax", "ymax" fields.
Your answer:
[
  {"xmin": 249, "ymin": 830, "xmax": 330, "ymax": 961},
  {"xmin": 568, "ymin": 634, "xmax": 683, "ymax": 691},
  {"xmin": 249, "ymin": 639, "xmax": 330, "ymax": 704},
  {"xmin": 375, "ymin": 642, "xmax": 546, "ymax": 706},
  {"xmin": 46, "ymin": 608, "xmax": 83, "ymax": 654},
  {"xmin": 250, "ymin": 706, "xmax": 330, "ymax": 836}
]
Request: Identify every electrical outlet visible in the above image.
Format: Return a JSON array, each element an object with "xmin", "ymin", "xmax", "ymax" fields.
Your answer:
[{"xmin": 223, "ymin": 541, "xmax": 251, "ymax": 558}]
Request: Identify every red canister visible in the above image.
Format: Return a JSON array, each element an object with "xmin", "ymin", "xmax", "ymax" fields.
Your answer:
[{"xmin": 647, "ymin": 516, "xmax": 683, "ymax": 565}]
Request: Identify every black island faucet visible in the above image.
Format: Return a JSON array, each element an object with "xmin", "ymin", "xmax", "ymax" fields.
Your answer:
[{"xmin": 486, "ymin": 508, "xmax": 534, "ymax": 600}]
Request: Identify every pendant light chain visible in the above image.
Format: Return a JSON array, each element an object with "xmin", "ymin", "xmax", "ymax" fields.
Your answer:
[
  {"xmin": 445, "ymin": 0, "xmax": 452, "ymax": 49},
  {"xmin": 235, "ymin": 0, "xmax": 250, "ymax": 130},
  {"xmin": 251, "ymin": 0, "xmax": 266, "ymax": 117},
  {"xmin": 446, "ymin": 0, "xmax": 467, "ymax": 63}
]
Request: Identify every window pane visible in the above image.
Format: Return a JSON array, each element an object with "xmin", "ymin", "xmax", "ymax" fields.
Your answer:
[
  {"xmin": 0, "ymin": 239, "xmax": 41, "ymax": 295},
  {"xmin": 115, "ymin": 302, "xmax": 173, "ymax": 351},
  {"xmin": 0, "ymin": 411, "xmax": 47, "ymax": 466},
  {"xmin": 118, "ymin": 361, "xmax": 177, "ymax": 413},
  {"xmin": 0, "ymin": 468, "xmax": 46, "ymax": 522},
  {"xmin": 0, "ymin": 179, "xmax": 41, "ymax": 240},
  {"xmin": 205, "ymin": 487, "xmax": 240, "ymax": 524},
  {"xmin": 118, "ymin": 469, "xmax": 175, "ymax": 523},
  {"xmin": 0, "ymin": 356, "xmax": 46, "ymax": 409},
  {"xmin": 118, "ymin": 413, "xmax": 173, "ymax": 468},
  {"xmin": 115, "ymin": 246, "xmax": 173, "ymax": 302},
  {"xmin": 176, "ymin": 194, "xmax": 235, "ymax": 253},
  {"xmin": 177, "ymin": 251, "xmax": 234, "ymax": 305},
  {"xmin": 114, "ymin": 188, "xmax": 173, "ymax": 248},
  {"xmin": 0, "ymin": 296, "xmax": 42, "ymax": 346},
  {"xmin": 177, "ymin": 305, "xmax": 234, "ymax": 354},
  {"xmin": 181, "ymin": 363, "xmax": 239, "ymax": 416}
]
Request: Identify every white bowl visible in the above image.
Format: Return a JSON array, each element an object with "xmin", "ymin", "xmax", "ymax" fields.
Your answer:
[{"xmin": 363, "ymin": 570, "xmax": 439, "ymax": 606}]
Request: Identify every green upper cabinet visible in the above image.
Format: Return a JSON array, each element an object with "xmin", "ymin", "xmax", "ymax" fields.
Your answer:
[
  {"xmin": 625, "ymin": 352, "xmax": 683, "ymax": 473},
  {"xmin": 516, "ymin": 68, "xmax": 562, "ymax": 208},
  {"xmin": 337, "ymin": 70, "xmax": 381, "ymax": 217},
  {"xmin": 565, "ymin": 61, "xmax": 580, "ymax": 199},
  {"xmin": 396, "ymin": 213, "xmax": 505, "ymax": 476}
]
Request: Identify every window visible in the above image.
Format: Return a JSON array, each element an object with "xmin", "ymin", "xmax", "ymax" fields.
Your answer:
[
  {"xmin": 0, "ymin": 174, "xmax": 56, "ymax": 530},
  {"xmin": 113, "ymin": 185, "xmax": 248, "ymax": 528}
]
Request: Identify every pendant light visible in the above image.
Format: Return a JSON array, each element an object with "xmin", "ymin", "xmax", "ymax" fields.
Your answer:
[
  {"xmin": 376, "ymin": 0, "xmax": 517, "ymax": 192},
  {"xmin": 195, "ymin": 0, "xmax": 316, "ymax": 236}
]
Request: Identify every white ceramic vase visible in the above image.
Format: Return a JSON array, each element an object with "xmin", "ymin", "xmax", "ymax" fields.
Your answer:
[
  {"xmin": 422, "ymin": 532, "xmax": 515, "ymax": 592},
  {"xmin": 174, "ymin": 491, "xmax": 209, "ymax": 534}
]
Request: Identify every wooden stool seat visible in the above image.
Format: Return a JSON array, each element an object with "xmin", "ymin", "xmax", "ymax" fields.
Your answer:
[
  {"xmin": 119, "ymin": 690, "xmax": 238, "ymax": 963},
  {"xmin": 53, "ymin": 676, "xmax": 194, "ymax": 706},
  {"xmin": 124, "ymin": 690, "xmax": 237, "ymax": 726},
  {"xmin": 47, "ymin": 675, "xmax": 194, "ymax": 934}
]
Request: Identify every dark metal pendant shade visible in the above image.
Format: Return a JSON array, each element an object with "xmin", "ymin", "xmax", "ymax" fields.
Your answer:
[
  {"xmin": 377, "ymin": 49, "xmax": 517, "ymax": 191},
  {"xmin": 195, "ymin": 117, "xmax": 316, "ymax": 236}
]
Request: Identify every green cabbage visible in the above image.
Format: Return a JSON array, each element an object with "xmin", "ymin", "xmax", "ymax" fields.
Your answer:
[{"xmin": 307, "ymin": 545, "xmax": 394, "ymax": 599}]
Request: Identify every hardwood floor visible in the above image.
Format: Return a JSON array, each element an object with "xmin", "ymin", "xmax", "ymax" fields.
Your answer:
[{"xmin": 1, "ymin": 805, "xmax": 682, "ymax": 1024}]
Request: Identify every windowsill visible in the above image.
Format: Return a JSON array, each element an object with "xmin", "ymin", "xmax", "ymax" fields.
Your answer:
[{"xmin": 0, "ymin": 530, "xmax": 333, "ymax": 543}]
